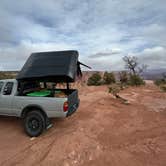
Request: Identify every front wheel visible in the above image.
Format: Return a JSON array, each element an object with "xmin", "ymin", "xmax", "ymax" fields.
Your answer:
[{"xmin": 24, "ymin": 110, "xmax": 46, "ymax": 137}]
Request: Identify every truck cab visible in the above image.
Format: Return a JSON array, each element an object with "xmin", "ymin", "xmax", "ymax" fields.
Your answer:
[{"xmin": 0, "ymin": 79, "xmax": 17, "ymax": 116}]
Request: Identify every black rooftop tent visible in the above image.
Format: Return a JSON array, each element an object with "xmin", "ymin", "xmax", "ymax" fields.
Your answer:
[{"xmin": 16, "ymin": 50, "xmax": 91, "ymax": 83}]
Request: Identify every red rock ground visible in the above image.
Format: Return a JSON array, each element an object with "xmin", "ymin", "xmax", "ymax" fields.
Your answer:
[{"xmin": 0, "ymin": 82, "xmax": 165, "ymax": 166}]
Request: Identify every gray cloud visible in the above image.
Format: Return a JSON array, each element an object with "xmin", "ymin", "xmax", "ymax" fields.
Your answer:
[
  {"xmin": 135, "ymin": 46, "xmax": 166, "ymax": 69},
  {"xmin": 0, "ymin": 0, "xmax": 166, "ymax": 70},
  {"xmin": 89, "ymin": 49, "xmax": 122, "ymax": 58}
]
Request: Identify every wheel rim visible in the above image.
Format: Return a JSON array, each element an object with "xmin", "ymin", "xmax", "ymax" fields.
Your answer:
[{"xmin": 28, "ymin": 118, "xmax": 40, "ymax": 131}]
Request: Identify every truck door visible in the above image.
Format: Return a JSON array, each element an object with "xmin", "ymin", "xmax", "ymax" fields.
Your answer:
[{"xmin": 0, "ymin": 82, "xmax": 14, "ymax": 115}]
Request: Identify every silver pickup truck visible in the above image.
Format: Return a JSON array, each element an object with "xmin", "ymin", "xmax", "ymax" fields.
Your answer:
[
  {"xmin": 0, "ymin": 50, "xmax": 91, "ymax": 137},
  {"xmin": 0, "ymin": 79, "xmax": 79, "ymax": 137}
]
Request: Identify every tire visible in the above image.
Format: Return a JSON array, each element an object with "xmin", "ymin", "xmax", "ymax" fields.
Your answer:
[{"xmin": 24, "ymin": 110, "xmax": 46, "ymax": 137}]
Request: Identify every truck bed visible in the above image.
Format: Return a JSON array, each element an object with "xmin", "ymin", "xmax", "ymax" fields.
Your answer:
[
  {"xmin": 23, "ymin": 89, "xmax": 77, "ymax": 98},
  {"xmin": 13, "ymin": 88, "xmax": 79, "ymax": 118}
]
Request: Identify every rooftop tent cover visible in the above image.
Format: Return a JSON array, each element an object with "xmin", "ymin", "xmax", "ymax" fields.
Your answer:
[{"xmin": 16, "ymin": 50, "xmax": 80, "ymax": 82}]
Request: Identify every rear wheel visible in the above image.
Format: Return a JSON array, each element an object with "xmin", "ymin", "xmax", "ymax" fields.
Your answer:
[{"xmin": 24, "ymin": 110, "xmax": 46, "ymax": 137}]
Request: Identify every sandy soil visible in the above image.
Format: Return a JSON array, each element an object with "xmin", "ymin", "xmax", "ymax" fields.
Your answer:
[{"xmin": 0, "ymin": 83, "xmax": 165, "ymax": 166}]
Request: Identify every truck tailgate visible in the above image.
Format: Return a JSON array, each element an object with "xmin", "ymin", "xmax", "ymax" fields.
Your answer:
[{"xmin": 67, "ymin": 89, "xmax": 79, "ymax": 116}]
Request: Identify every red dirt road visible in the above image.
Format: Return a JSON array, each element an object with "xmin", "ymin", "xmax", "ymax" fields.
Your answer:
[{"xmin": 0, "ymin": 83, "xmax": 166, "ymax": 166}]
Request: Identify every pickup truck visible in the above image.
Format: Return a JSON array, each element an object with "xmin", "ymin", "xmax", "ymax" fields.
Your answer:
[
  {"xmin": 0, "ymin": 79, "xmax": 79, "ymax": 137},
  {"xmin": 0, "ymin": 50, "xmax": 91, "ymax": 137}
]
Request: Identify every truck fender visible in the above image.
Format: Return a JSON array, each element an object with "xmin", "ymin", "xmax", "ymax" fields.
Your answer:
[{"xmin": 21, "ymin": 105, "xmax": 48, "ymax": 120}]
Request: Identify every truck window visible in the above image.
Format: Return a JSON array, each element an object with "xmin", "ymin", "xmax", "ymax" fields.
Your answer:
[
  {"xmin": 0, "ymin": 82, "xmax": 4, "ymax": 92},
  {"xmin": 3, "ymin": 82, "xmax": 14, "ymax": 95}
]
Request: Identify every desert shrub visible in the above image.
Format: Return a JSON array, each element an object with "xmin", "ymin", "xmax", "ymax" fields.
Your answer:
[
  {"xmin": 103, "ymin": 72, "xmax": 116, "ymax": 84},
  {"xmin": 108, "ymin": 84, "xmax": 121, "ymax": 97},
  {"xmin": 128, "ymin": 74, "xmax": 145, "ymax": 86},
  {"xmin": 154, "ymin": 78, "xmax": 166, "ymax": 86},
  {"xmin": 154, "ymin": 76, "xmax": 166, "ymax": 92},
  {"xmin": 160, "ymin": 84, "xmax": 166, "ymax": 92},
  {"xmin": 0, "ymin": 72, "xmax": 15, "ymax": 80},
  {"xmin": 87, "ymin": 72, "xmax": 102, "ymax": 86},
  {"xmin": 108, "ymin": 83, "xmax": 129, "ymax": 104},
  {"xmin": 119, "ymin": 71, "xmax": 129, "ymax": 85}
]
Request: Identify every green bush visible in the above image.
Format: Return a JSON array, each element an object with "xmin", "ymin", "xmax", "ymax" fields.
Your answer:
[
  {"xmin": 87, "ymin": 72, "xmax": 102, "ymax": 86},
  {"xmin": 103, "ymin": 72, "xmax": 116, "ymax": 84},
  {"xmin": 128, "ymin": 74, "xmax": 145, "ymax": 86}
]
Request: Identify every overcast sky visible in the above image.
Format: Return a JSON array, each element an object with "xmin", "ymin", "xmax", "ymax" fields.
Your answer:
[{"xmin": 0, "ymin": 0, "xmax": 166, "ymax": 71}]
